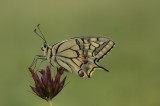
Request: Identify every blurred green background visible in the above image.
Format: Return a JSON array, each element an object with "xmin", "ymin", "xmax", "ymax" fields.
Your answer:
[{"xmin": 0, "ymin": 0, "xmax": 160, "ymax": 106}]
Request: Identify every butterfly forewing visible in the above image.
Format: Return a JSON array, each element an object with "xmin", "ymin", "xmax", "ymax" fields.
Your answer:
[{"xmin": 52, "ymin": 37, "xmax": 115, "ymax": 77}]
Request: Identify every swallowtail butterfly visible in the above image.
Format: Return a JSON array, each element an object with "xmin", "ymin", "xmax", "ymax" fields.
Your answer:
[{"xmin": 30, "ymin": 24, "xmax": 115, "ymax": 78}]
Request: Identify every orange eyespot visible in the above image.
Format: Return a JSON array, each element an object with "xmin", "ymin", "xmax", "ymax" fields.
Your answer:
[
  {"xmin": 82, "ymin": 54, "xmax": 88, "ymax": 64},
  {"xmin": 78, "ymin": 71, "xmax": 84, "ymax": 77}
]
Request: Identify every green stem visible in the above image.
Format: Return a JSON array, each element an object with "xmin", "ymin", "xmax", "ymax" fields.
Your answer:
[{"xmin": 48, "ymin": 100, "xmax": 53, "ymax": 106}]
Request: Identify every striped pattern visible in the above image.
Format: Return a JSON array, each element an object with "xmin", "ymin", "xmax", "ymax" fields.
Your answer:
[{"xmin": 51, "ymin": 37, "xmax": 115, "ymax": 78}]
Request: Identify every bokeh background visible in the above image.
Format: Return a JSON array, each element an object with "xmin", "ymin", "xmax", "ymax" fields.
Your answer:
[{"xmin": 0, "ymin": 0, "xmax": 160, "ymax": 106}]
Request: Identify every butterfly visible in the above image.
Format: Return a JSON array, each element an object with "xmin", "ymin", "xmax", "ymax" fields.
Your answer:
[{"xmin": 30, "ymin": 24, "xmax": 115, "ymax": 78}]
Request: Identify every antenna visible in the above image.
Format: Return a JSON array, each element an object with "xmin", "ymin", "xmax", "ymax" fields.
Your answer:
[{"xmin": 34, "ymin": 24, "xmax": 47, "ymax": 42}]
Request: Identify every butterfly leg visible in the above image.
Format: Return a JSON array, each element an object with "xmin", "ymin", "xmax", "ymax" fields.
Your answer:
[
  {"xmin": 30, "ymin": 55, "xmax": 47, "ymax": 69},
  {"xmin": 35, "ymin": 59, "xmax": 47, "ymax": 72}
]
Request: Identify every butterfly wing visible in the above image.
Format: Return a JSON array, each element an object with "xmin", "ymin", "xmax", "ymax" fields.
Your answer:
[{"xmin": 52, "ymin": 37, "xmax": 115, "ymax": 77}]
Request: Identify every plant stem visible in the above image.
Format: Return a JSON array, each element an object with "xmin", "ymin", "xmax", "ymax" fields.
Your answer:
[{"xmin": 48, "ymin": 100, "xmax": 53, "ymax": 106}]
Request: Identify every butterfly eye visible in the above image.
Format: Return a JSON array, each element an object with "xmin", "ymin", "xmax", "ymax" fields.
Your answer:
[
  {"xmin": 43, "ymin": 44, "xmax": 47, "ymax": 48},
  {"xmin": 78, "ymin": 71, "xmax": 84, "ymax": 77}
]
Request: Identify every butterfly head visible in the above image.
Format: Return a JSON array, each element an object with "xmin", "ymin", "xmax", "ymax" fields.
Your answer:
[
  {"xmin": 41, "ymin": 42, "xmax": 47, "ymax": 51},
  {"xmin": 41, "ymin": 42, "xmax": 52, "ymax": 56}
]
